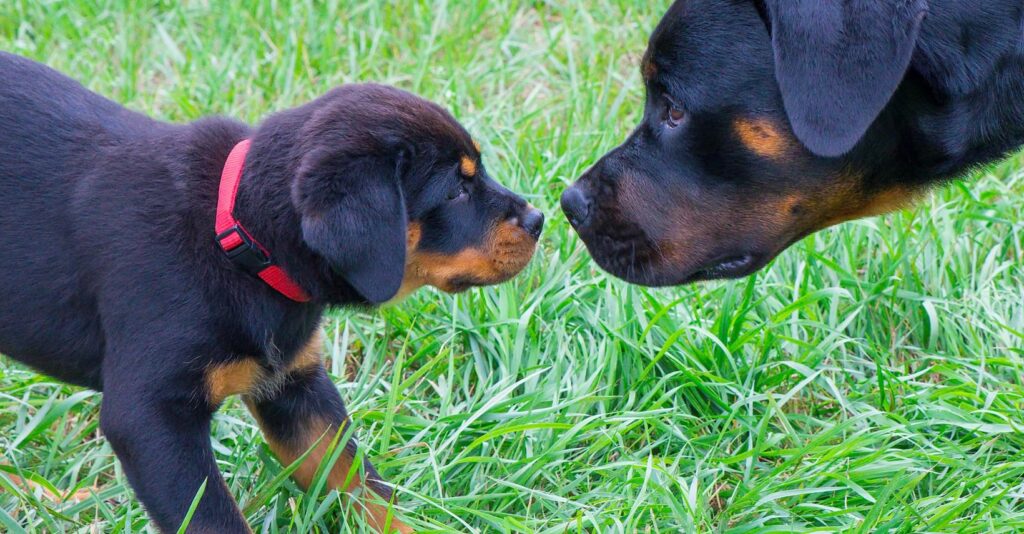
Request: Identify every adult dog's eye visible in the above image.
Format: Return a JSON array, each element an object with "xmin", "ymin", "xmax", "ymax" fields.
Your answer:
[
  {"xmin": 665, "ymin": 98, "xmax": 686, "ymax": 128},
  {"xmin": 448, "ymin": 182, "xmax": 468, "ymax": 201}
]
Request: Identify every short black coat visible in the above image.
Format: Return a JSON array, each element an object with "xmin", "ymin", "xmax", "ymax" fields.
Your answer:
[
  {"xmin": 563, "ymin": 0, "xmax": 1024, "ymax": 287},
  {"xmin": 0, "ymin": 51, "xmax": 540, "ymax": 533}
]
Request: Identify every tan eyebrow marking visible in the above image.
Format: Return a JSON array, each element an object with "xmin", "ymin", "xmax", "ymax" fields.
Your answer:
[
  {"xmin": 472, "ymin": 140, "xmax": 481, "ymax": 152},
  {"xmin": 734, "ymin": 118, "xmax": 790, "ymax": 159},
  {"xmin": 642, "ymin": 53, "xmax": 657, "ymax": 82},
  {"xmin": 460, "ymin": 155, "xmax": 477, "ymax": 177}
]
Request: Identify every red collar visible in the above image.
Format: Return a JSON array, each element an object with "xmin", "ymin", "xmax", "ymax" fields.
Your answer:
[{"xmin": 215, "ymin": 140, "xmax": 311, "ymax": 302}]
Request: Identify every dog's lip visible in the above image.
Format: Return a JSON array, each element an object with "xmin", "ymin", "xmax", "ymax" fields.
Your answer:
[
  {"xmin": 443, "ymin": 277, "xmax": 479, "ymax": 293},
  {"xmin": 441, "ymin": 268, "xmax": 522, "ymax": 293},
  {"xmin": 430, "ymin": 240, "xmax": 538, "ymax": 294},
  {"xmin": 680, "ymin": 254, "xmax": 761, "ymax": 284},
  {"xmin": 606, "ymin": 253, "xmax": 764, "ymax": 287}
]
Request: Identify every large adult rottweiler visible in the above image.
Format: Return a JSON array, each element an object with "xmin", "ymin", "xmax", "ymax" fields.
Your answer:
[
  {"xmin": 562, "ymin": 0, "xmax": 1024, "ymax": 286},
  {"xmin": 0, "ymin": 51, "xmax": 543, "ymax": 533}
]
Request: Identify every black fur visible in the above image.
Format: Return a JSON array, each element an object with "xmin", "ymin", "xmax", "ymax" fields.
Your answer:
[
  {"xmin": 767, "ymin": 0, "xmax": 929, "ymax": 157},
  {"xmin": 0, "ymin": 51, "xmax": 540, "ymax": 532},
  {"xmin": 562, "ymin": 0, "xmax": 1024, "ymax": 287}
]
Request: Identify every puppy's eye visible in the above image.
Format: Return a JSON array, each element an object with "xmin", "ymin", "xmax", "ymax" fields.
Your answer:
[
  {"xmin": 665, "ymin": 100, "xmax": 686, "ymax": 128},
  {"xmin": 448, "ymin": 182, "xmax": 468, "ymax": 202}
]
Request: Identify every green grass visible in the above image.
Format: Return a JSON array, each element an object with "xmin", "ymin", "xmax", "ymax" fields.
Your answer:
[{"xmin": 3, "ymin": 1, "xmax": 1024, "ymax": 532}]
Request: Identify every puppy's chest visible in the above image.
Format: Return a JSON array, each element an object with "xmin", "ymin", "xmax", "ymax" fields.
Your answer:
[{"xmin": 204, "ymin": 330, "xmax": 325, "ymax": 407}]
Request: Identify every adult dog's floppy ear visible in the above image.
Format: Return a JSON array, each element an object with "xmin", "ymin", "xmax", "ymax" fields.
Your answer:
[
  {"xmin": 294, "ymin": 150, "xmax": 407, "ymax": 304},
  {"xmin": 765, "ymin": 0, "xmax": 928, "ymax": 157}
]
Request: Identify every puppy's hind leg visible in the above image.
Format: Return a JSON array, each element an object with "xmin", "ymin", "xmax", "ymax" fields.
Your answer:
[{"xmin": 246, "ymin": 354, "xmax": 412, "ymax": 533}]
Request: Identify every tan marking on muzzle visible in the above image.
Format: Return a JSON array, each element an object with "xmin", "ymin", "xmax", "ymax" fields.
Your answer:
[
  {"xmin": 607, "ymin": 164, "xmax": 926, "ymax": 284},
  {"xmin": 396, "ymin": 220, "xmax": 536, "ymax": 297}
]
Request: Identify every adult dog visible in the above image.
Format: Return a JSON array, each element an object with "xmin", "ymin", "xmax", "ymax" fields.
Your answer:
[
  {"xmin": 562, "ymin": 0, "xmax": 1024, "ymax": 286},
  {"xmin": 0, "ymin": 51, "xmax": 543, "ymax": 532}
]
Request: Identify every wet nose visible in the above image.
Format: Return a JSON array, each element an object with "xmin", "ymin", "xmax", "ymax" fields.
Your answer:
[
  {"xmin": 519, "ymin": 207, "xmax": 545, "ymax": 239},
  {"xmin": 560, "ymin": 185, "xmax": 591, "ymax": 228}
]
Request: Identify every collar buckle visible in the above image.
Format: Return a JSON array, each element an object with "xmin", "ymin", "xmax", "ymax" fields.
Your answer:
[{"xmin": 216, "ymin": 225, "xmax": 272, "ymax": 275}]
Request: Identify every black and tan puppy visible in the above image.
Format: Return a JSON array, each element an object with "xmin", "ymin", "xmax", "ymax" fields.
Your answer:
[
  {"xmin": 562, "ymin": 0, "xmax": 1024, "ymax": 286},
  {"xmin": 0, "ymin": 51, "xmax": 543, "ymax": 533}
]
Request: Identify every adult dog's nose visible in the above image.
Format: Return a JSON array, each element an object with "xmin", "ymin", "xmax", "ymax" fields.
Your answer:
[
  {"xmin": 560, "ymin": 185, "xmax": 592, "ymax": 228},
  {"xmin": 519, "ymin": 207, "xmax": 545, "ymax": 239}
]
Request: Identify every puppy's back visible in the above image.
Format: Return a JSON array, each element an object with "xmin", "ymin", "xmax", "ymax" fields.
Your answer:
[
  {"xmin": 0, "ymin": 53, "xmax": 156, "ymax": 387},
  {"xmin": 0, "ymin": 52, "xmax": 158, "ymax": 166}
]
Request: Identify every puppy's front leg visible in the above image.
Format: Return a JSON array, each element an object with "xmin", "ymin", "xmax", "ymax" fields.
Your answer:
[
  {"xmin": 100, "ymin": 374, "xmax": 249, "ymax": 533},
  {"xmin": 246, "ymin": 360, "xmax": 412, "ymax": 533}
]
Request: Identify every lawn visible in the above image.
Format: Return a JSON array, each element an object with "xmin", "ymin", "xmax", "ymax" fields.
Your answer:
[{"xmin": 2, "ymin": 1, "xmax": 1024, "ymax": 532}]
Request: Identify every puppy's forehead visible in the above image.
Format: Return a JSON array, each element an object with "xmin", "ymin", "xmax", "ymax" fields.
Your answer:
[
  {"xmin": 363, "ymin": 86, "xmax": 475, "ymax": 154},
  {"xmin": 415, "ymin": 111, "xmax": 474, "ymax": 152}
]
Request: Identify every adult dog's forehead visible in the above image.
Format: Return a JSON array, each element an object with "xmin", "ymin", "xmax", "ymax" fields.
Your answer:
[{"xmin": 644, "ymin": 0, "xmax": 773, "ymax": 106}]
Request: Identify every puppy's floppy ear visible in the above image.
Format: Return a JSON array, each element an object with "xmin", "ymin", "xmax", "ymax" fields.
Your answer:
[
  {"xmin": 765, "ymin": 0, "xmax": 928, "ymax": 157},
  {"xmin": 294, "ymin": 150, "xmax": 407, "ymax": 304}
]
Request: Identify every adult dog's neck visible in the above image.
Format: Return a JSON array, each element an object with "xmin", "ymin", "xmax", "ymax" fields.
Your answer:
[
  {"xmin": 822, "ymin": 2, "xmax": 1024, "ymax": 193},
  {"xmin": 888, "ymin": 2, "xmax": 1024, "ymax": 184}
]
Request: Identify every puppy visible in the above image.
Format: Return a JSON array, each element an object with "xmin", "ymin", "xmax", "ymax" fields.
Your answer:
[
  {"xmin": 0, "ymin": 51, "xmax": 543, "ymax": 533},
  {"xmin": 562, "ymin": 0, "xmax": 1024, "ymax": 286}
]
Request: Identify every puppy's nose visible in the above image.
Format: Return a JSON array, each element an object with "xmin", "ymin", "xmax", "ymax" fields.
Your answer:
[
  {"xmin": 519, "ymin": 207, "xmax": 545, "ymax": 239},
  {"xmin": 560, "ymin": 185, "xmax": 591, "ymax": 228}
]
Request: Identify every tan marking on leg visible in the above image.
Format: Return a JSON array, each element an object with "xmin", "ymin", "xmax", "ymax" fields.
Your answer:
[
  {"xmin": 287, "ymin": 329, "xmax": 326, "ymax": 375},
  {"xmin": 255, "ymin": 417, "xmax": 412, "ymax": 534},
  {"xmin": 734, "ymin": 118, "xmax": 790, "ymax": 159},
  {"xmin": 206, "ymin": 359, "xmax": 265, "ymax": 407},
  {"xmin": 459, "ymin": 156, "xmax": 477, "ymax": 177}
]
